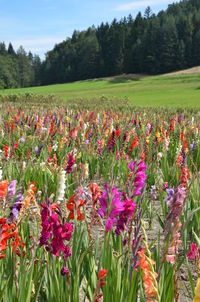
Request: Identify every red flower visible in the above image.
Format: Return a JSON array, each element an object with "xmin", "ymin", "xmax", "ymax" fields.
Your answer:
[
  {"xmin": 98, "ymin": 269, "xmax": 107, "ymax": 280},
  {"xmin": 4, "ymin": 144, "xmax": 9, "ymax": 158},
  {"xmin": 11, "ymin": 123, "xmax": 15, "ymax": 133},
  {"xmin": 67, "ymin": 194, "xmax": 85, "ymax": 221},
  {"xmin": 116, "ymin": 127, "xmax": 120, "ymax": 138},
  {"xmin": 129, "ymin": 136, "xmax": 138, "ymax": 153},
  {"xmin": 50, "ymin": 121, "xmax": 54, "ymax": 134}
]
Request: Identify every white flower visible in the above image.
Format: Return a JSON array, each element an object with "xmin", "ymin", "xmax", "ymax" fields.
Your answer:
[
  {"xmin": 40, "ymin": 162, "xmax": 45, "ymax": 168},
  {"xmin": 22, "ymin": 161, "xmax": 26, "ymax": 170},
  {"xmin": 57, "ymin": 170, "xmax": 66, "ymax": 203},
  {"xmin": 0, "ymin": 168, "xmax": 2, "ymax": 180},
  {"xmin": 52, "ymin": 142, "xmax": 58, "ymax": 151}
]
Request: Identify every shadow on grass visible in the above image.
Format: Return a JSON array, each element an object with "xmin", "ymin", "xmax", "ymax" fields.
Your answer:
[
  {"xmin": 108, "ymin": 74, "xmax": 144, "ymax": 84},
  {"xmin": 81, "ymin": 74, "xmax": 145, "ymax": 84}
]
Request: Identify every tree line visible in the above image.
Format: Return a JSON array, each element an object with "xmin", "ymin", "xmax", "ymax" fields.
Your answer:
[
  {"xmin": 1, "ymin": 0, "xmax": 200, "ymax": 88},
  {"xmin": 0, "ymin": 43, "xmax": 41, "ymax": 89}
]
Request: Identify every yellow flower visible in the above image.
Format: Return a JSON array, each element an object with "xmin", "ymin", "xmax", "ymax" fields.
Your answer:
[{"xmin": 194, "ymin": 277, "xmax": 200, "ymax": 302}]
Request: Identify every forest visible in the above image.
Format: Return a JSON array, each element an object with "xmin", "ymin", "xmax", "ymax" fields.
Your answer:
[{"xmin": 1, "ymin": 0, "xmax": 200, "ymax": 88}]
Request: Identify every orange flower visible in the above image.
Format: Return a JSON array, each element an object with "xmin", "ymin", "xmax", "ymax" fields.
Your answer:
[
  {"xmin": 90, "ymin": 183, "xmax": 101, "ymax": 206},
  {"xmin": 0, "ymin": 180, "xmax": 8, "ymax": 199},
  {"xmin": 20, "ymin": 182, "xmax": 37, "ymax": 212},
  {"xmin": 138, "ymin": 251, "xmax": 158, "ymax": 300}
]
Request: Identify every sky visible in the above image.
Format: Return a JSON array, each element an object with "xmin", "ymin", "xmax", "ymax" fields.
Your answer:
[{"xmin": 0, "ymin": 0, "xmax": 179, "ymax": 59}]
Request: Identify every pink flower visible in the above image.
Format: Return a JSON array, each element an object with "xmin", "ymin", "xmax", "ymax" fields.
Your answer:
[{"xmin": 166, "ymin": 254, "xmax": 175, "ymax": 264}]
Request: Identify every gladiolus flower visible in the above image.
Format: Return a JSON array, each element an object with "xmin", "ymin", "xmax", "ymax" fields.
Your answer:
[
  {"xmin": 0, "ymin": 180, "xmax": 8, "ymax": 199},
  {"xmin": 61, "ymin": 266, "xmax": 69, "ymax": 276},
  {"xmin": 138, "ymin": 251, "xmax": 158, "ymax": 301},
  {"xmin": 188, "ymin": 243, "xmax": 200, "ymax": 261},
  {"xmin": 98, "ymin": 269, "xmax": 107, "ymax": 280},
  {"xmin": 90, "ymin": 183, "xmax": 102, "ymax": 206}
]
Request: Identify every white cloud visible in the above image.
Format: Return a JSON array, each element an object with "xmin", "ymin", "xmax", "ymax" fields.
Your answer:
[
  {"xmin": 115, "ymin": 0, "xmax": 177, "ymax": 12},
  {"xmin": 6, "ymin": 36, "xmax": 66, "ymax": 57},
  {"xmin": 11, "ymin": 37, "xmax": 65, "ymax": 48}
]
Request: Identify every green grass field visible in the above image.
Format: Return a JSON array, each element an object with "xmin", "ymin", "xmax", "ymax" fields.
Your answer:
[{"xmin": 1, "ymin": 73, "xmax": 200, "ymax": 107}]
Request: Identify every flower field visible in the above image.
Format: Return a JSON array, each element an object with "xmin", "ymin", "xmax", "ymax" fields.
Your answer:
[{"xmin": 0, "ymin": 96, "xmax": 200, "ymax": 302}]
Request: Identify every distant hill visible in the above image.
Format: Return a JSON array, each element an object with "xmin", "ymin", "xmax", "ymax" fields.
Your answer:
[
  {"xmin": 164, "ymin": 65, "xmax": 200, "ymax": 75},
  {"xmin": 1, "ymin": 0, "xmax": 200, "ymax": 89}
]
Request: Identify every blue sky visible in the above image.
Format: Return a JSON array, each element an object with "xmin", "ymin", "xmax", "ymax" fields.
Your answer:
[{"xmin": 0, "ymin": 0, "xmax": 179, "ymax": 59}]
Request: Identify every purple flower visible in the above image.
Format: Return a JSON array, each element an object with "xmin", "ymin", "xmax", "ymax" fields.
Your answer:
[
  {"xmin": 19, "ymin": 137, "xmax": 25, "ymax": 143},
  {"xmin": 164, "ymin": 188, "xmax": 174, "ymax": 206},
  {"xmin": 7, "ymin": 180, "xmax": 17, "ymax": 201},
  {"xmin": 149, "ymin": 185, "xmax": 157, "ymax": 201},
  {"xmin": 36, "ymin": 144, "xmax": 43, "ymax": 157},
  {"xmin": 12, "ymin": 208, "xmax": 19, "ymax": 220},
  {"xmin": 190, "ymin": 142, "xmax": 197, "ymax": 153},
  {"xmin": 164, "ymin": 185, "xmax": 186, "ymax": 237}
]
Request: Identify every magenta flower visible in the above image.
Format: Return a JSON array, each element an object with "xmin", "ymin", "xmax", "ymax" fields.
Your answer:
[
  {"xmin": 40, "ymin": 204, "xmax": 73, "ymax": 260},
  {"xmin": 61, "ymin": 266, "xmax": 69, "ymax": 276},
  {"xmin": 116, "ymin": 197, "xmax": 136, "ymax": 235},
  {"xmin": 97, "ymin": 183, "xmax": 109, "ymax": 218},
  {"xmin": 188, "ymin": 243, "xmax": 200, "ymax": 261},
  {"xmin": 109, "ymin": 187, "xmax": 124, "ymax": 218},
  {"xmin": 65, "ymin": 153, "xmax": 75, "ymax": 174},
  {"xmin": 40, "ymin": 204, "xmax": 51, "ymax": 246},
  {"xmin": 105, "ymin": 217, "xmax": 116, "ymax": 232},
  {"xmin": 98, "ymin": 183, "xmax": 137, "ymax": 234},
  {"xmin": 128, "ymin": 161, "xmax": 147, "ymax": 198},
  {"xmin": 98, "ymin": 184, "xmax": 124, "ymax": 232}
]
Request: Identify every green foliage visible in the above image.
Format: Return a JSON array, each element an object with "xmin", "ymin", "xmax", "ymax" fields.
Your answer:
[{"xmin": 1, "ymin": 73, "xmax": 200, "ymax": 108}]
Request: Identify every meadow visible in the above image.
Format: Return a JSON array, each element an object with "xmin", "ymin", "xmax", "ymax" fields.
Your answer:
[
  {"xmin": 0, "ymin": 95, "xmax": 199, "ymax": 302},
  {"xmin": 1, "ymin": 72, "xmax": 200, "ymax": 107}
]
